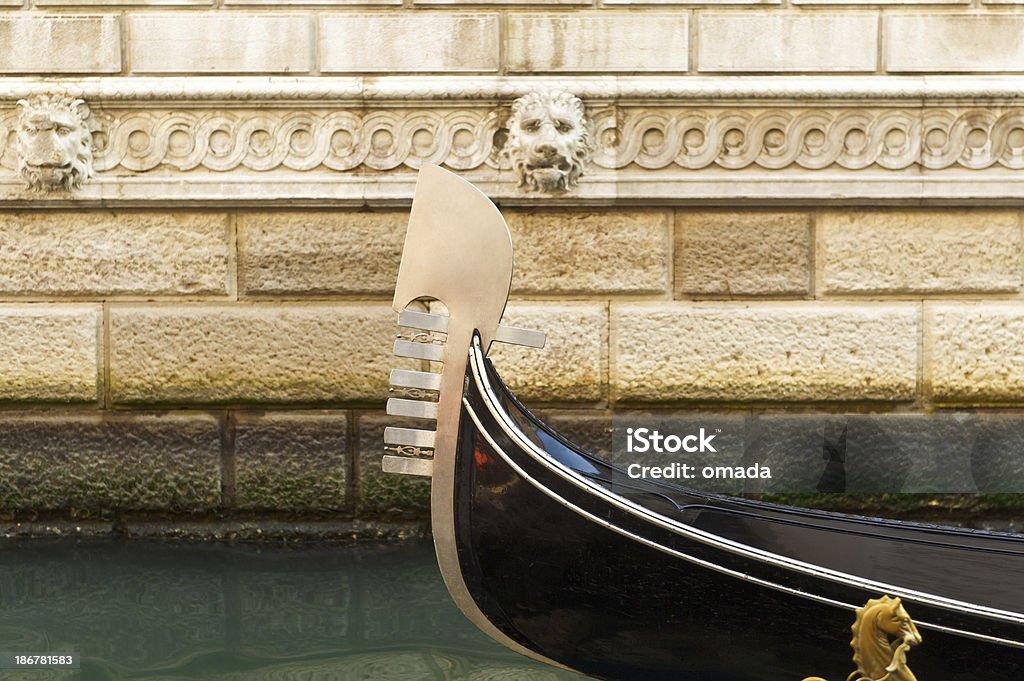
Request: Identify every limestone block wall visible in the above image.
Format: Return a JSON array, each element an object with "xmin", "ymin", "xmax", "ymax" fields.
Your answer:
[
  {"xmin": 1, "ymin": 206, "xmax": 1023, "ymax": 530},
  {"xmin": 2, "ymin": 1, "xmax": 1024, "ymax": 530}
]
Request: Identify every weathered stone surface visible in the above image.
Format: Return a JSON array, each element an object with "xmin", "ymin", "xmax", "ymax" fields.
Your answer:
[
  {"xmin": 40, "ymin": 0, "xmax": 210, "ymax": 5},
  {"xmin": 129, "ymin": 14, "xmax": 311, "ymax": 73},
  {"xmin": 109, "ymin": 304, "xmax": 394, "ymax": 404},
  {"xmin": 0, "ymin": 305, "xmax": 98, "ymax": 402},
  {"xmin": 929, "ymin": 304, "xmax": 1024, "ymax": 403},
  {"xmin": 357, "ymin": 413, "xmax": 430, "ymax": 516},
  {"xmin": 971, "ymin": 415, "xmax": 1024, "ymax": 492},
  {"xmin": 0, "ymin": 413, "xmax": 220, "ymax": 511},
  {"xmin": 508, "ymin": 209, "xmax": 670, "ymax": 295},
  {"xmin": 886, "ymin": 16, "xmax": 1024, "ymax": 72},
  {"xmin": 0, "ymin": 15, "xmax": 119, "ymax": 73},
  {"xmin": 489, "ymin": 303, "xmax": 606, "ymax": 402},
  {"xmin": 320, "ymin": 15, "xmax": 499, "ymax": 72},
  {"xmin": 820, "ymin": 210, "xmax": 1021, "ymax": 294},
  {"xmin": 0, "ymin": 16, "xmax": 121, "ymax": 73},
  {"xmin": 613, "ymin": 304, "xmax": 918, "ymax": 402},
  {"xmin": 235, "ymin": 412, "xmax": 348, "ymax": 511},
  {"xmin": 506, "ymin": 14, "xmax": 689, "ymax": 72},
  {"xmin": 238, "ymin": 211, "xmax": 404, "ymax": 296},
  {"xmin": 697, "ymin": 13, "xmax": 877, "ymax": 72},
  {"xmin": 675, "ymin": 211, "xmax": 810, "ymax": 297},
  {"xmin": 0, "ymin": 212, "xmax": 231, "ymax": 296}
]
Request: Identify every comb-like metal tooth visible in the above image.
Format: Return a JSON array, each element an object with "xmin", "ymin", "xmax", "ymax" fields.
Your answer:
[
  {"xmin": 387, "ymin": 398, "xmax": 439, "ymax": 420},
  {"xmin": 398, "ymin": 310, "xmax": 449, "ymax": 334},
  {"xmin": 390, "ymin": 368, "xmax": 442, "ymax": 392},
  {"xmin": 393, "ymin": 339, "xmax": 444, "ymax": 362},
  {"xmin": 382, "ymin": 455, "xmax": 433, "ymax": 477},
  {"xmin": 494, "ymin": 325, "xmax": 546, "ymax": 349},
  {"xmin": 384, "ymin": 426, "xmax": 436, "ymax": 449}
]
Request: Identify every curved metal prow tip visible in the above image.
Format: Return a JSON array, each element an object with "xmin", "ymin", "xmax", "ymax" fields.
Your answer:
[
  {"xmin": 385, "ymin": 165, "xmax": 544, "ymax": 480},
  {"xmin": 384, "ymin": 165, "xmax": 564, "ymax": 674},
  {"xmin": 393, "ymin": 164, "xmax": 513, "ymax": 353}
]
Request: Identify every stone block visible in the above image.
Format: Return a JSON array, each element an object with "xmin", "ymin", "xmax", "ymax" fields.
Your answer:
[
  {"xmin": 613, "ymin": 303, "xmax": 918, "ymax": 402},
  {"xmin": 234, "ymin": 412, "xmax": 348, "ymax": 511},
  {"xmin": 320, "ymin": 15, "xmax": 499, "ymax": 72},
  {"xmin": 129, "ymin": 14, "xmax": 311, "ymax": 73},
  {"xmin": 238, "ymin": 211, "xmax": 404, "ymax": 296},
  {"xmin": 506, "ymin": 14, "xmax": 689, "ymax": 72},
  {"xmin": 886, "ymin": 15, "xmax": 1024, "ymax": 72},
  {"xmin": 820, "ymin": 210, "xmax": 1021, "ymax": 294},
  {"xmin": 109, "ymin": 304, "xmax": 395, "ymax": 404},
  {"xmin": 507, "ymin": 209, "xmax": 670, "ymax": 295},
  {"xmin": 488, "ymin": 303, "xmax": 606, "ymax": 402},
  {"xmin": 0, "ymin": 212, "xmax": 231, "ymax": 297},
  {"xmin": 929, "ymin": 305, "xmax": 1024, "ymax": 403},
  {"xmin": 0, "ymin": 305, "xmax": 98, "ymax": 402},
  {"xmin": 697, "ymin": 13, "xmax": 878, "ymax": 72},
  {"xmin": 39, "ymin": 0, "xmax": 210, "ymax": 6},
  {"xmin": 675, "ymin": 210, "xmax": 811, "ymax": 297},
  {"xmin": 0, "ymin": 413, "xmax": 220, "ymax": 511},
  {"xmin": 0, "ymin": 16, "xmax": 121, "ymax": 73}
]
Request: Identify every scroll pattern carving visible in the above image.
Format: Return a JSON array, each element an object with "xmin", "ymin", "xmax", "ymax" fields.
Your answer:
[
  {"xmin": 589, "ymin": 108, "xmax": 1024, "ymax": 171},
  {"xmin": 3, "ymin": 106, "xmax": 1024, "ymax": 175}
]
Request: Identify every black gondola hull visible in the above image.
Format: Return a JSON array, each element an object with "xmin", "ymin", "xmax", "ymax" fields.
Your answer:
[{"xmin": 453, "ymin": 348, "xmax": 1024, "ymax": 681}]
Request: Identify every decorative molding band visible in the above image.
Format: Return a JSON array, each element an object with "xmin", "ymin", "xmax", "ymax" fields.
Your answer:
[
  {"xmin": 2, "ymin": 76, "xmax": 1024, "ymax": 205},
  {"xmin": 2, "ymin": 76, "xmax": 1024, "ymax": 103}
]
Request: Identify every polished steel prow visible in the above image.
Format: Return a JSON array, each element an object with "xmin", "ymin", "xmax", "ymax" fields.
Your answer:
[{"xmin": 382, "ymin": 164, "xmax": 557, "ymax": 668}]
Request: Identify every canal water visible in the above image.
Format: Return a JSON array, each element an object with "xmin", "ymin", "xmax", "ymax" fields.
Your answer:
[{"xmin": 0, "ymin": 540, "xmax": 588, "ymax": 681}]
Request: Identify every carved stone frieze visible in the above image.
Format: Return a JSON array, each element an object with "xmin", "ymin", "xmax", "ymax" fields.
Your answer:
[
  {"xmin": 500, "ymin": 90, "xmax": 591, "ymax": 193},
  {"xmin": 4, "ymin": 106, "xmax": 1024, "ymax": 179},
  {"xmin": 3, "ymin": 76, "xmax": 1024, "ymax": 204},
  {"xmin": 14, "ymin": 94, "xmax": 95, "ymax": 192},
  {"xmin": 588, "ymin": 107, "xmax": 1024, "ymax": 171}
]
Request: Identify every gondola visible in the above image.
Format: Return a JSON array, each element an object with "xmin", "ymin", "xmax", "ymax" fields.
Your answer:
[{"xmin": 382, "ymin": 165, "xmax": 1024, "ymax": 681}]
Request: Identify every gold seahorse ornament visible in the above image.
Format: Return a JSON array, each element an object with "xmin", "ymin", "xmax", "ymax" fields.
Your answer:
[{"xmin": 802, "ymin": 596, "xmax": 922, "ymax": 681}]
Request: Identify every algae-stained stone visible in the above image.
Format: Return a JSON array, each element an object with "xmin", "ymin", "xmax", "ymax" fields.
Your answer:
[
  {"xmin": 0, "ymin": 212, "xmax": 231, "ymax": 296},
  {"xmin": 357, "ymin": 413, "xmax": 430, "ymax": 516},
  {"xmin": 0, "ymin": 305, "xmax": 99, "ymax": 402},
  {"xmin": 109, "ymin": 304, "xmax": 395, "ymax": 404},
  {"xmin": 238, "ymin": 211, "xmax": 405, "ymax": 296},
  {"xmin": 488, "ymin": 303, "xmax": 606, "ymax": 402},
  {"xmin": 675, "ymin": 211, "xmax": 811, "ymax": 297},
  {"xmin": 235, "ymin": 412, "xmax": 349, "ymax": 511},
  {"xmin": 506, "ymin": 209, "xmax": 671, "ymax": 295},
  {"xmin": 972, "ymin": 415, "xmax": 1024, "ymax": 493},
  {"xmin": 0, "ymin": 413, "xmax": 221, "ymax": 512},
  {"xmin": 544, "ymin": 411, "xmax": 614, "ymax": 459}
]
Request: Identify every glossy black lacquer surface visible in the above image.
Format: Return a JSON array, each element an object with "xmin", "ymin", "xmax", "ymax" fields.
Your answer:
[{"xmin": 452, "ymin": 350, "xmax": 1024, "ymax": 681}]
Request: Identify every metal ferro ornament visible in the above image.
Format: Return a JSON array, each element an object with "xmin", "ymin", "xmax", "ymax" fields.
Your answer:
[
  {"xmin": 381, "ymin": 164, "xmax": 552, "ymax": 667},
  {"xmin": 803, "ymin": 596, "xmax": 922, "ymax": 681}
]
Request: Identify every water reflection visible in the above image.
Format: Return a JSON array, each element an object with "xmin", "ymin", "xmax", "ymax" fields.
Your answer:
[{"xmin": 0, "ymin": 540, "xmax": 586, "ymax": 681}]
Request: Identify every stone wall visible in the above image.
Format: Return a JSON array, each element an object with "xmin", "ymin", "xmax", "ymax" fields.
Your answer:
[
  {"xmin": 2, "ymin": 206, "xmax": 1023, "ymax": 530},
  {"xmin": 2, "ymin": 2, "xmax": 1024, "ymax": 531}
]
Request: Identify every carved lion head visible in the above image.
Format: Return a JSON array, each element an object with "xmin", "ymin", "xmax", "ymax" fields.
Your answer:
[
  {"xmin": 16, "ymin": 94, "xmax": 94, "ymax": 192},
  {"xmin": 502, "ymin": 91, "xmax": 591, "ymax": 194}
]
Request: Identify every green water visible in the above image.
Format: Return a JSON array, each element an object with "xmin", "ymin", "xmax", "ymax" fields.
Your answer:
[{"xmin": 0, "ymin": 540, "xmax": 588, "ymax": 681}]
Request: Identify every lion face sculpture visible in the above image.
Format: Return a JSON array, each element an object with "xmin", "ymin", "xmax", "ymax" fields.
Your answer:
[
  {"xmin": 502, "ymin": 91, "xmax": 590, "ymax": 194},
  {"xmin": 16, "ymin": 95, "xmax": 94, "ymax": 192}
]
